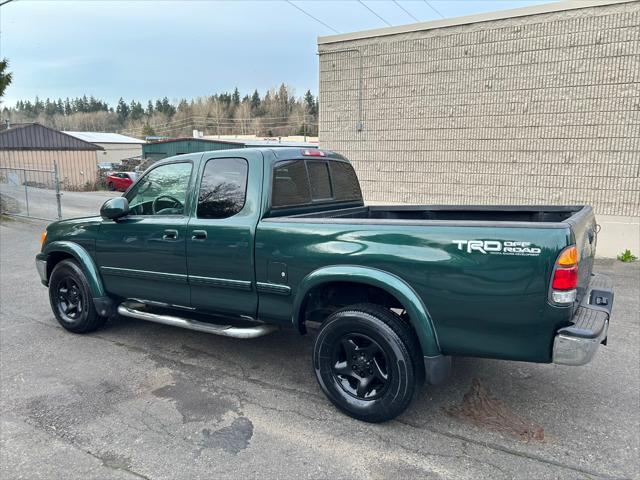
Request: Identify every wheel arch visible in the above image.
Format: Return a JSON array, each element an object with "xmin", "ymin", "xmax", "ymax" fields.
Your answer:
[
  {"xmin": 293, "ymin": 265, "xmax": 441, "ymax": 357},
  {"xmin": 43, "ymin": 241, "xmax": 106, "ymax": 299}
]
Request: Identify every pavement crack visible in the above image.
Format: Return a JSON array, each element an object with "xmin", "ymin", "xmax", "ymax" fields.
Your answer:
[
  {"xmin": 12, "ymin": 414, "xmax": 152, "ymax": 480},
  {"xmin": 397, "ymin": 418, "xmax": 619, "ymax": 480}
]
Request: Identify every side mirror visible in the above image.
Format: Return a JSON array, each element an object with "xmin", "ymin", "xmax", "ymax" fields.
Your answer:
[{"xmin": 100, "ymin": 197, "xmax": 130, "ymax": 220}]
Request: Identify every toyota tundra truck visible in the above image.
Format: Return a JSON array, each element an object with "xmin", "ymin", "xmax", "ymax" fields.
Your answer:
[{"xmin": 36, "ymin": 147, "xmax": 614, "ymax": 422}]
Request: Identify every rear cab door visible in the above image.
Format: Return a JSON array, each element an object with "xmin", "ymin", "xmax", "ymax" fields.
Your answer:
[{"xmin": 185, "ymin": 150, "xmax": 263, "ymax": 318}]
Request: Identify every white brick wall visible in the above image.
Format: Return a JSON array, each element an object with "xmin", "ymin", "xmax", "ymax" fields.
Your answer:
[{"xmin": 318, "ymin": 1, "xmax": 640, "ymax": 218}]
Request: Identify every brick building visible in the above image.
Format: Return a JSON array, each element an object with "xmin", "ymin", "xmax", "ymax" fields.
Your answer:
[{"xmin": 318, "ymin": 0, "xmax": 639, "ymax": 257}]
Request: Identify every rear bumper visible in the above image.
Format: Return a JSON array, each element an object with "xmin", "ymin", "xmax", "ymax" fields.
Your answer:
[{"xmin": 552, "ymin": 274, "xmax": 614, "ymax": 366}]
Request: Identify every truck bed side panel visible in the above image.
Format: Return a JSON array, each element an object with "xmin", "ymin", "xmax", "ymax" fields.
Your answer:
[{"xmin": 255, "ymin": 222, "xmax": 572, "ymax": 362}]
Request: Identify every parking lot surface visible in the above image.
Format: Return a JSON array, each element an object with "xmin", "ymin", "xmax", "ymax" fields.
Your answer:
[{"xmin": 1, "ymin": 218, "xmax": 638, "ymax": 480}]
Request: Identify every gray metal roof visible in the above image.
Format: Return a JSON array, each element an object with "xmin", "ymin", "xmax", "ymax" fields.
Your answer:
[
  {"xmin": 64, "ymin": 131, "xmax": 146, "ymax": 144},
  {"xmin": 0, "ymin": 123, "xmax": 103, "ymax": 151}
]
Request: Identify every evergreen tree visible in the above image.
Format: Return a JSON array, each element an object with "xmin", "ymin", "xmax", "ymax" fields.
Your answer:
[
  {"xmin": 63, "ymin": 98, "xmax": 72, "ymax": 115},
  {"xmin": 158, "ymin": 97, "xmax": 175, "ymax": 116},
  {"xmin": 250, "ymin": 89, "xmax": 261, "ymax": 112},
  {"xmin": 232, "ymin": 87, "xmax": 240, "ymax": 106},
  {"xmin": 146, "ymin": 100, "xmax": 154, "ymax": 116},
  {"xmin": 0, "ymin": 58, "xmax": 12, "ymax": 100},
  {"xmin": 116, "ymin": 97, "xmax": 130, "ymax": 122},
  {"xmin": 44, "ymin": 98, "xmax": 57, "ymax": 116},
  {"xmin": 80, "ymin": 95, "xmax": 89, "ymax": 113},
  {"xmin": 304, "ymin": 90, "xmax": 317, "ymax": 116},
  {"xmin": 34, "ymin": 96, "xmax": 45, "ymax": 115},
  {"xmin": 141, "ymin": 123, "xmax": 156, "ymax": 137},
  {"xmin": 129, "ymin": 100, "xmax": 144, "ymax": 121}
]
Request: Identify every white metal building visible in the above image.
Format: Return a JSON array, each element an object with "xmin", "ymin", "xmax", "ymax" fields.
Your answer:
[{"xmin": 63, "ymin": 132, "xmax": 145, "ymax": 165}]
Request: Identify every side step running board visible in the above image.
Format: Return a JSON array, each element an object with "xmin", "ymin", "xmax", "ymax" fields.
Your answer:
[{"xmin": 117, "ymin": 301, "xmax": 277, "ymax": 339}]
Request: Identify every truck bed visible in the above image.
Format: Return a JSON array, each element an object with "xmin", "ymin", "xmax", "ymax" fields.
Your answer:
[
  {"xmin": 278, "ymin": 205, "xmax": 588, "ymax": 225},
  {"xmin": 258, "ymin": 202, "xmax": 597, "ymax": 363}
]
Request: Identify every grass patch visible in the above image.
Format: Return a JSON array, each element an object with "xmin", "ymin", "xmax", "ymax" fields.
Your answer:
[{"xmin": 617, "ymin": 249, "xmax": 637, "ymax": 262}]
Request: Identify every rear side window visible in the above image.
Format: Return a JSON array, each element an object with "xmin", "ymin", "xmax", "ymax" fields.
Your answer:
[
  {"xmin": 307, "ymin": 162, "xmax": 332, "ymax": 200},
  {"xmin": 271, "ymin": 160, "xmax": 312, "ymax": 207},
  {"xmin": 271, "ymin": 159, "xmax": 362, "ymax": 208},
  {"xmin": 197, "ymin": 157, "xmax": 248, "ymax": 219},
  {"xmin": 330, "ymin": 162, "xmax": 362, "ymax": 202}
]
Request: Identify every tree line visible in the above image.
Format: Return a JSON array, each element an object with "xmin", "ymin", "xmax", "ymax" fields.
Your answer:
[{"xmin": 2, "ymin": 83, "xmax": 319, "ymax": 138}]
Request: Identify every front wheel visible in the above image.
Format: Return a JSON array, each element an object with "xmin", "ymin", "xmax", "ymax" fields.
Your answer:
[
  {"xmin": 313, "ymin": 303, "xmax": 422, "ymax": 422},
  {"xmin": 48, "ymin": 259, "xmax": 107, "ymax": 333}
]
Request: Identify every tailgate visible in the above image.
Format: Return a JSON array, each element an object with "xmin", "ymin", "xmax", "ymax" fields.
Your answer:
[{"xmin": 566, "ymin": 206, "xmax": 598, "ymax": 303}]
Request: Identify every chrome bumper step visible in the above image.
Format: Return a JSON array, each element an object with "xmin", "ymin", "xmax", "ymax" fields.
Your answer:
[
  {"xmin": 552, "ymin": 273, "xmax": 613, "ymax": 366},
  {"xmin": 117, "ymin": 301, "xmax": 277, "ymax": 339}
]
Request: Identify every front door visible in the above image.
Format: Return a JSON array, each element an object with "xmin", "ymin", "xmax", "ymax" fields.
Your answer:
[
  {"xmin": 97, "ymin": 160, "xmax": 194, "ymax": 307},
  {"xmin": 186, "ymin": 155, "xmax": 258, "ymax": 317}
]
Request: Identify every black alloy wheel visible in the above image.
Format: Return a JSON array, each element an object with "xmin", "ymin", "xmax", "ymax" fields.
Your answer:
[
  {"xmin": 55, "ymin": 276, "xmax": 84, "ymax": 321},
  {"xmin": 48, "ymin": 259, "xmax": 107, "ymax": 333},
  {"xmin": 331, "ymin": 333, "xmax": 389, "ymax": 400},
  {"xmin": 313, "ymin": 303, "xmax": 423, "ymax": 423}
]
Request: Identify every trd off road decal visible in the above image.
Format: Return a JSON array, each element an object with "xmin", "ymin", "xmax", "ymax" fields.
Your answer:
[{"xmin": 452, "ymin": 240, "xmax": 542, "ymax": 256}]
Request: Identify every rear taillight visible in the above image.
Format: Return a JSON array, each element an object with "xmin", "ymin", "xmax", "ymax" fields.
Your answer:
[{"xmin": 551, "ymin": 246, "xmax": 579, "ymax": 304}]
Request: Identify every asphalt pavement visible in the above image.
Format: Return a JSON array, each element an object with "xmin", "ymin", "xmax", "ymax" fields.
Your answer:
[
  {"xmin": 0, "ymin": 186, "xmax": 115, "ymax": 220},
  {"xmin": 1, "ymin": 218, "xmax": 638, "ymax": 480}
]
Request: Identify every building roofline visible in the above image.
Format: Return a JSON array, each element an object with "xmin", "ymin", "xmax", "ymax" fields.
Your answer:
[
  {"xmin": 146, "ymin": 137, "xmax": 244, "ymax": 146},
  {"xmin": 63, "ymin": 131, "xmax": 146, "ymax": 145},
  {"xmin": 90, "ymin": 141, "xmax": 145, "ymax": 145},
  {"xmin": 317, "ymin": 0, "xmax": 633, "ymax": 45},
  {"xmin": 0, "ymin": 122, "xmax": 104, "ymax": 150}
]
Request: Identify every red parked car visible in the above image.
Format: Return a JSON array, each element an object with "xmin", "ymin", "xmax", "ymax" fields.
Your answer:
[{"xmin": 106, "ymin": 172, "xmax": 137, "ymax": 192}]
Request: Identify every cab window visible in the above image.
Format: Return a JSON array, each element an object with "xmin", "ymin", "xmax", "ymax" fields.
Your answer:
[
  {"xmin": 126, "ymin": 162, "xmax": 192, "ymax": 216},
  {"xmin": 197, "ymin": 157, "xmax": 248, "ymax": 219}
]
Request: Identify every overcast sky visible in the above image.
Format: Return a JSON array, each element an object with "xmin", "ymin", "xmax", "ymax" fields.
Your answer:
[{"xmin": 1, "ymin": 0, "xmax": 552, "ymax": 106}]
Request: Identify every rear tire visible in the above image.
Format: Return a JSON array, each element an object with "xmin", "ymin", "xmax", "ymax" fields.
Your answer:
[
  {"xmin": 48, "ymin": 259, "xmax": 107, "ymax": 333},
  {"xmin": 313, "ymin": 303, "xmax": 422, "ymax": 422},
  {"xmin": 107, "ymin": 182, "xmax": 115, "ymax": 191}
]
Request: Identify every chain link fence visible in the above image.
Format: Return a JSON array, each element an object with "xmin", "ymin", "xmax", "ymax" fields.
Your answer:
[{"xmin": 0, "ymin": 162, "xmax": 62, "ymax": 221}]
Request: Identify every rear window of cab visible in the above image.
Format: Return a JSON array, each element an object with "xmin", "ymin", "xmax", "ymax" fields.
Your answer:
[{"xmin": 271, "ymin": 159, "xmax": 362, "ymax": 208}]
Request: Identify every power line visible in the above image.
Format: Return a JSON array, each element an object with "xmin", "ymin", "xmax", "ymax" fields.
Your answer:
[
  {"xmin": 285, "ymin": 0, "xmax": 340, "ymax": 34},
  {"xmin": 357, "ymin": 0, "xmax": 392, "ymax": 27},
  {"xmin": 392, "ymin": 0, "xmax": 419, "ymax": 22},
  {"xmin": 0, "ymin": 0, "xmax": 19, "ymax": 7},
  {"xmin": 422, "ymin": 0, "xmax": 444, "ymax": 19}
]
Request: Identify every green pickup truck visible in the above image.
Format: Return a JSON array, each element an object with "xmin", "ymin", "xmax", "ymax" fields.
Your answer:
[{"xmin": 36, "ymin": 148, "xmax": 614, "ymax": 422}]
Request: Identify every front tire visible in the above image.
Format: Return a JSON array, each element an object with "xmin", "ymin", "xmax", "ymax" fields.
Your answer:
[
  {"xmin": 313, "ymin": 303, "xmax": 421, "ymax": 422},
  {"xmin": 48, "ymin": 259, "xmax": 107, "ymax": 333}
]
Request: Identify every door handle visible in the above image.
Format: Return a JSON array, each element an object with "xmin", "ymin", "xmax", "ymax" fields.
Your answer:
[
  {"xmin": 163, "ymin": 229, "xmax": 179, "ymax": 240},
  {"xmin": 191, "ymin": 230, "xmax": 207, "ymax": 241}
]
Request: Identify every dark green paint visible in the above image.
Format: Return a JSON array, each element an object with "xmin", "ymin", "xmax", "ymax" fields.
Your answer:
[
  {"xmin": 42, "ymin": 240, "xmax": 105, "ymax": 298},
  {"xmin": 38, "ymin": 147, "xmax": 593, "ymax": 364},
  {"xmin": 292, "ymin": 265, "xmax": 440, "ymax": 356}
]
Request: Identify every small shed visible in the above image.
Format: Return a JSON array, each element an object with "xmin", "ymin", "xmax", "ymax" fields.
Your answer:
[{"xmin": 0, "ymin": 123, "xmax": 102, "ymax": 188}]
